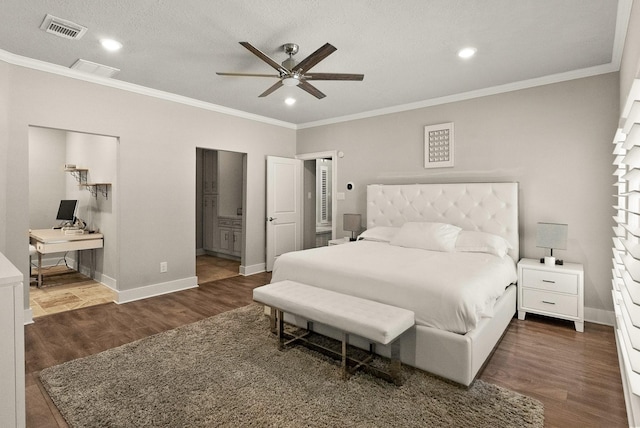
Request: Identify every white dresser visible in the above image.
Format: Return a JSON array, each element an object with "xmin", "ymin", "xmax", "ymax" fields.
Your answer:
[{"xmin": 0, "ymin": 253, "xmax": 25, "ymax": 427}]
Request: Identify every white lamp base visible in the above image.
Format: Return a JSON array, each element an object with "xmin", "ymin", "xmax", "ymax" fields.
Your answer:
[{"xmin": 544, "ymin": 256, "xmax": 556, "ymax": 266}]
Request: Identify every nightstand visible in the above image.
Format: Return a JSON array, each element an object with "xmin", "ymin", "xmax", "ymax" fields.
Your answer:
[
  {"xmin": 517, "ymin": 258, "xmax": 584, "ymax": 332},
  {"xmin": 328, "ymin": 238, "xmax": 351, "ymax": 246}
]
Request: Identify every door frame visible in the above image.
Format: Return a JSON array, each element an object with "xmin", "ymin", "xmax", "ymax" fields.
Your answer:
[
  {"xmin": 296, "ymin": 151, "xmax": 338, "ymax": 242},
  {"xmin": 195, "ymin": 147, "xmax": 247, "ymax": 271}
]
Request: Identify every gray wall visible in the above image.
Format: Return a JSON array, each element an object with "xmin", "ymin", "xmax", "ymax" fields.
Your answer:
[
  {"xmin": 28, "ymin": 127, "xmax": 66, "ymax": 229},
  {"xmin": 0, "ymin": 61, "xmax": 8, "ymax": 255},
  {"xmin": 1, "ymin": 64, "xmax": 296, "ymax": 310},
  {"xmin": 218, "ymin": 150, "xmax": 243, "ymax": 217},
  {"xmin": 303, "ymin": 160, "xmax": 317, "ymax": 250},
  {"xmin": 297, "ymin": 73, "xmax": 619, "ymax": 320},
  {"xmin": 65, "ymin": 131, "xmax": 117, "ymax": 283}
]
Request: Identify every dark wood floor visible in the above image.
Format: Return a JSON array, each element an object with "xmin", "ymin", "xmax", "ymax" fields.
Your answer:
[{"xmin": 25, "ymin": 273, "xmax": 627, "ymax": 427}]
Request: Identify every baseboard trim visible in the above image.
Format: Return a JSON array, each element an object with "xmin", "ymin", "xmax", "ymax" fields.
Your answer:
[
  {"xmin": 76, "ymin": 265, "xmax": 117, "ymax": 290},
  {"xmin": 585, "ymin": 307, "xmax": 615, "ymax": 326},
  {"xmin": 23, "ymin": 307, "xmax": 33, "ymax": 325},
  {"xmin": 115, "ymin": 276, "xmax": 198, "ymax": 304},
  {"xmin": 240, "ymin": 263, "xmax": 266, "ymax": 276}
]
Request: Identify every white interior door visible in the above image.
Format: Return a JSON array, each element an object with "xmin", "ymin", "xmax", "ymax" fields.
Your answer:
[{"xmin": 266, "ymin": 156, "xmax": 303, "ymax": 271}]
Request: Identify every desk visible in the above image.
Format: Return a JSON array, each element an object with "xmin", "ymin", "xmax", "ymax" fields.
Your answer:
[{"xmin": 29, "ymin": 229, "xmax": 104, "ymax": 287}]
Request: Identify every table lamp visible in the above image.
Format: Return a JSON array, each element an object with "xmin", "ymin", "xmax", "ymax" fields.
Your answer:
[
  {"xmin": 536, "ymin": 222, "xmax": 568, "ymax": 265},
  {"xmin": 343, "ymin": 213, "xmax": 361, "ymax": 241}
]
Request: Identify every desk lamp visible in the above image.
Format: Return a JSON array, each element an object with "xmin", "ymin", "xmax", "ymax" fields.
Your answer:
[
  {"xmin": 536, "ymin": 222, "xmax": 568, "ymax": 265},
  {"xmin": 343, "ymin": 213, "xmax": 361, "ymax": 241}
]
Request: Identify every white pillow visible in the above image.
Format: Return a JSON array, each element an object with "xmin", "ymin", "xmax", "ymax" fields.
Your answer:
[
  {"xmin": 455, "ymin": 230, "xmax": 513, "ymax": 258},
  {"xmin": 357, "ymin": 226, "xmax": 400, "ymax": 243},
  {"xmin": 389, "ymin": 222, "xmax": 461, "ymax": 252}
]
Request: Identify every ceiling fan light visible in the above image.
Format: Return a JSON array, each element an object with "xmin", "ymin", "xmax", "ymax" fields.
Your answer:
[
  {"xmin": 457, "ymin": 47, "xmax": 477, "ymax": 59},
  {"xmin": 282, "ymin": 76, "xmax": 300, "ymax": 87}
]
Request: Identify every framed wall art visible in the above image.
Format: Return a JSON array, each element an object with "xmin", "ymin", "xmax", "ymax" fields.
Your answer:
[{"xmin": 424, "ymin": 122, "xmax": 454, "ymax": 168}]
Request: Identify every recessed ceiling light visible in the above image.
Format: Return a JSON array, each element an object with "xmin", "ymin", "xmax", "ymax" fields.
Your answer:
[
  {"xmin": 457, "ymin": 47, "xmax": 477, "ymax": 59},
  {"xmin": 100, "ymin": 38, "xmax": 123, "ymax": 52},
  {"xmin": 285, "ymin": 98, "xmax": 296, "ymax": 106}
]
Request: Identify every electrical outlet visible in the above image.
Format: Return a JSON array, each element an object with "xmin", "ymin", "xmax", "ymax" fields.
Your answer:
[{"xmin": 160, "ymin": 261, "xmax": 168, "ymax": 273}]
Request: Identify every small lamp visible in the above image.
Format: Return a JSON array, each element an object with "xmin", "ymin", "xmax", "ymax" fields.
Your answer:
[
  {"xmin": 536, "ymin": 222, "xmax": 568, "ymax": 266},
  {"xmin": 343, "ymin": 213, "xmax": 361, "ymax": 241}
]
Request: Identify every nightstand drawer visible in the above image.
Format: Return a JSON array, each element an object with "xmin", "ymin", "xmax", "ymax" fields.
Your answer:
[
  {"xmin": 521, "ymin": 269, "xmax": 578, "ymax": 294},
  {"xmin": 521, "ymin": 289, "xmax": 578, "ymax": 317}
]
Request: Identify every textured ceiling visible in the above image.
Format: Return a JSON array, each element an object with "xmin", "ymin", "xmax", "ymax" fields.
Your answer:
[{"xmin": 0, "ymin": 0, "xmax": 626, "ymax": 126}]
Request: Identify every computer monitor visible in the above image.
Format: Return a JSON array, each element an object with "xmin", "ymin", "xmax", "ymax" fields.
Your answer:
[{"xmin": 56, "ymin": 200, "xmax": 78, "ymax": 222}]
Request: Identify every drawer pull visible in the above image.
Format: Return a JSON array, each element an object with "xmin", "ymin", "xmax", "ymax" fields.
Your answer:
[
  {"xmin": 542, "ymin": 280, "xmax": 556, "ymax": 284},
  {"xmin": 541, "ymin": 300, "xmax": 556, "ymax": 305}
]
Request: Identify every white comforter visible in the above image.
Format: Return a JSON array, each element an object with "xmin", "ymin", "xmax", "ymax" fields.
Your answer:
[{"xmin": 271, "ymin": 240, "xmax": 517, "ymax": 334}]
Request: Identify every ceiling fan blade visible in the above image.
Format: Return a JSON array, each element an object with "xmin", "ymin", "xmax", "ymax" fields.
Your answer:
[
  {"xmin": 304, "ymin": 73, "xmax": 364, "ymax": 81},
  {"xmin": 292, "ymin": 43, "xmax": 337, "ymax": 74},
  {"xmin": 258, "ymin": 80, "xmax": 284, "ymax": 97},
  {"xmin": 239, "ymin": 42, "xmax": 288, "ymax": 74},
  {"xmin": 298, "ymin": 80, "xmax": 326, "ymax": 99},
  {"xmin": 216, "ymin": 72, "xmax": 280, "ymax": 78}
]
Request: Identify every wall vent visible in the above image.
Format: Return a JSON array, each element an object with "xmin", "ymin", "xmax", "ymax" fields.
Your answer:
[{"xmin": 40, "ymin": 14, "xmax": 87, "ymax": 40}]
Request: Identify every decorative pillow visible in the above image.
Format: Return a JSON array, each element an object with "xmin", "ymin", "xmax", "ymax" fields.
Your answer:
[
  {"xmin": 455, "ymin": 230, "xmax": 513, "ymax": 258},
  {"xmin": 357, "ymin": 226, "xmax": 400, "ymax": 243},
  {"xmin": 389, "ymin": 222, "xmax": 461, "ymax": 252}
]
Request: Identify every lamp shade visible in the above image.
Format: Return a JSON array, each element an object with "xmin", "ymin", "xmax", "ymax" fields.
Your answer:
[
  {"xmin": 536, "ymin": 222, "xmax": 568, "ymax": 250},
  {"xmin": 343, "ymin": 213, "xmax": 361, "ymax": 233}
]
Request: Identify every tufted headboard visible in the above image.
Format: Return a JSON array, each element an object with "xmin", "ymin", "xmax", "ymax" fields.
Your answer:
[{"xmin": 366, "ymin": 183, "xmax": 519, "ymax": 262}]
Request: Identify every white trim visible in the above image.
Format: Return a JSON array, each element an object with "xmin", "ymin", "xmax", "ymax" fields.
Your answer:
[
  {"xmin": 240, "ymin": 263, "xmax": 266, "ymax": 276},
  {"xmin": 0, "ymin": 49, "xmax": 296, "ymax": 130},
  {"xmin": 115, "ymin": 276, "xmax": 198, "ymax": 304},
  {"xmin": 623, "ymin": 79, "xmax": 640, "ymax": 120},
  {"xmin": 96, "ymin": 274, "xmax": 116, "ymax": 292},
  {"xmin": 584, "ymin": 307, "xmax": 615, "ymax": 327},
  {"xmin": 76, "ymin": 265, "xmax": 117, "ymax": 290},
  {"xmin": 296, "ymin": 151, "xmax": 338, "ymax": 240},
  {"xmin": 298, "ymin": 63, "xmax": 619, "ymax": 129},
  {"xmin": 295, "ymin": 150, "xmax": 338, "ymax": 160},
  {"xmin": 23, "ymin": 308, "xmax": 33, "ymax": 325},
  {"xmin": 612, "ymin": 0, "xmax": 634, "ymax": 69}
]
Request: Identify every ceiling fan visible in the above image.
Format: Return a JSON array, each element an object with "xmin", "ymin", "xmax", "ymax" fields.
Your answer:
[{"xmin": 216, "ymin": 42, "xmax": 364, "ymax": 99}]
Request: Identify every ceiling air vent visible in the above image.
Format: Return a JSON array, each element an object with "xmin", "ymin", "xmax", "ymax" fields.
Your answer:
[
  {"xmin": 71, "ymin": 59, "xmax": 120, "ymax": 78},
  {"xmin": 40, "ymin": 14, "xmax": 87, "ymax": 40}
]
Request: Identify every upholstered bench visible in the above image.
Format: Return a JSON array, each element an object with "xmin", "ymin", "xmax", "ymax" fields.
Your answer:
[{"xmin": 253, "ymin": 280, "xmax": 415, "ymax": 385}]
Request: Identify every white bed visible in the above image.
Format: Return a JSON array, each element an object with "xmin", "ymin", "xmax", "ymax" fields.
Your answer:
[{"xmin": 271, "ymin": 182, "xmax": 519, "ymax": 386}]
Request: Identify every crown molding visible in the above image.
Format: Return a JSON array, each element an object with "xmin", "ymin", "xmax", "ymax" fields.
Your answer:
[
  {"xmin": 0, "ymin": 49, "xmax": 297, "ymax": 130},
  {"xmin": 297, "ymin": 63, "xmax": 619, "ymax": 129}
]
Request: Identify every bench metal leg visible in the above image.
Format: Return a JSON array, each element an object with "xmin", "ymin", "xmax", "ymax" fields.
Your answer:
[
  {"xmin": 342, "ymin": 332, "xmax": 349, "ymax": 380},
  {"xmin": 276, "ymin": 309, "xmax": 284, "ymax": 351},
  {"xmin": 389, "ymin": 340, "xmax": 402, "ymax": 386},
  {"xmin": 269, "ymin": 306, "xmax": 277, "ymax": 334}
]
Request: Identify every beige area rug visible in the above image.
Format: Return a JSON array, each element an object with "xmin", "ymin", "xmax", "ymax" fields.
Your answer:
[{"xmin": 40, "ymin": 304, "xmax": 544, "ymax": 427}]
